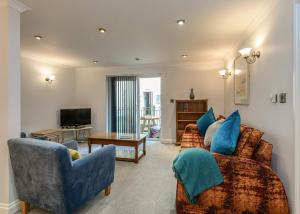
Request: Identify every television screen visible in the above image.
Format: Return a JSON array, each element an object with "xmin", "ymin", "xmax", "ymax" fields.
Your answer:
[
  {"xmin": 76, "ymin": 108, "xmax": 91, "ymax": 126},
  {"xmin": 60, "ymin": 108, "xmax": 91, "ymax": 127}
]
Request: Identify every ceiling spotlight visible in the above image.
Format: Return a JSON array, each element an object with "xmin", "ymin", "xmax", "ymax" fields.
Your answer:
[
  {"xmin": 177, "ymin": 19, "xmax": 186, "ymax": 26},
  {"xmin": 34, "ymin": 35, "xmax": 43, "ymax": 40},
  {"xmin": 98, "ymin": 28, "xmax": 107, "ymax": 33},
  {"xmin": 182, "ymin": 54, "xmax": 188, "ymax": 58},
  {"xmin": 93, "ymin": 60, "xmax": 99, "ymax": 64}
]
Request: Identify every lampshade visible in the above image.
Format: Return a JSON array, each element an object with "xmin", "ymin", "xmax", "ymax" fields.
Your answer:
[
  {"xmin": 49, "ymin": 75, "xmax": 55, "ymax": 81},
  {"xmin": 235, "ymin": 69, "xmax": 241, "ymax": 75},
  {"xmin": 239, "ymin": 48, "xmax": 252, "ymax": 58},
  {"xmin": 218, "ymin": 69, "xmax": 226, "ymax": 76}
]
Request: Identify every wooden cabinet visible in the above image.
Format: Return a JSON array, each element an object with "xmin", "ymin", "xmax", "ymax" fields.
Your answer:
[{"xmin": 176, "ymin": 100, "xmax": 208, "ymax": 144}]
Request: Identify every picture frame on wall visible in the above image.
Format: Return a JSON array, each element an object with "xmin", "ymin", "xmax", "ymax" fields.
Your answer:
[{"xmin": 234, "ymin": 56, "xmax": 250, "ymax": 105}]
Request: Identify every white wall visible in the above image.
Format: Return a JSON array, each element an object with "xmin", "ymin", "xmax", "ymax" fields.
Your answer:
[
  {"xmin": 74, "ymin": 63, "xmax": 224, "ymax": 142},
  {"xmin": 0, "ymin": 1, "xmax": 26, "ymax": 211},
  {"xmin": 224, "ymin": 0, "xmax": 294, "ymax": 210},
  {"xmin": 21, "ymin": 58, "xmax": 76, "ymax": 134}
]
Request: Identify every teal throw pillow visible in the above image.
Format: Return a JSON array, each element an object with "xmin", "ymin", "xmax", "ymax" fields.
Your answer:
[
  {"xmin": 210, "ymin": 110, "xmax": 241, "ymax": 155},
  {"xmin": 196, "ymin": 107, "xmax": 216, "ymax": 136}
]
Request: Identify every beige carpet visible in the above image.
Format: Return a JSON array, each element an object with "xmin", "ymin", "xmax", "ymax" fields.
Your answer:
[{"xmin": 28, "ymin": 141, "xmax": 179, "ymax": 214}]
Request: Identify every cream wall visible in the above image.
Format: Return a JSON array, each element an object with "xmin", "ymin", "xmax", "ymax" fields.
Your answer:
[
  {"xmin": 0, "ymin": 1, "xmax": 27, "ymax": 211},
  {"xmin": 21, "ymin": 58, "xmax": 76, "ymax": 134},
  {"xmin": 74, "ymin": 63, "xmax": 225, "ymax": 142},
  {"xmin": 18, "ymin": 0, "xmax": 296, "ymax": 211},
  {"xmin": 224, "ymin": 0, "xmax": 294, "ymax": 209}
]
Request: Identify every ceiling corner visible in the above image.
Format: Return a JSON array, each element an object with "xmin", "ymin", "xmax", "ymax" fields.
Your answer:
[{"xmin": 9, "ymin": 0, "xmax": 30, "ymax": 13}]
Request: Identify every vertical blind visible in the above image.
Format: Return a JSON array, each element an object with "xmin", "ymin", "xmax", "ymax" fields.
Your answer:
[{"xmin": 107, "ymin": 76, "xmax": 137, "ymax": 133}]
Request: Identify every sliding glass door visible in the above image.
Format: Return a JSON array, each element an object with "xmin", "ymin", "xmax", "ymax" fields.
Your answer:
[
  {"xmin": 107, "ymin": 76, "xmax": 138, "ymax": 133},
  {"xmin": 138, "ymin": 77, "xmax": 161, "ymax": 139}
]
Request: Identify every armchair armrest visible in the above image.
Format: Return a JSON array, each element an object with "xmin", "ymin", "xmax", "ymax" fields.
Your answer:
[{"xmin": 64, "ymin": 145, "xmax": 116, "ymax": 212}]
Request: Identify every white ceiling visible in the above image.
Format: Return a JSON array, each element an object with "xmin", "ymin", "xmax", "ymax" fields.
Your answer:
[{"xmin": 20, "ymin": 0, "xmax": 272, "ymax": 68}]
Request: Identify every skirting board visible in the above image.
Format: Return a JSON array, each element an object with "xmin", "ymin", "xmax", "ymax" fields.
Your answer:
[
  {"xmin": 0, "ymin": 200, "xmax": 19, "ymax": 214},
  {"xmin": 160, "ymin": 139, "xmax": 175, "ymax": 144}
]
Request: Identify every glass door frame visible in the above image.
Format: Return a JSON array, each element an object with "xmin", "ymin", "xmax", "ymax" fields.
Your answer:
[{"xmin": 137, "ymin": 74, "xmax": 161, "ymax": 138}]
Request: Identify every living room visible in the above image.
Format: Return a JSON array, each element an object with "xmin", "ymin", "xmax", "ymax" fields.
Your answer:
[{"xmin": 1, "ymin": 0, "xmax": 299, "ymax": 213}]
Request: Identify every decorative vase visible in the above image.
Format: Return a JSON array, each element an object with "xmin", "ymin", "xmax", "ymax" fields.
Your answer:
[{"xmin": 190, "ymin": 88, "xmax": 195, "ymax": 100}]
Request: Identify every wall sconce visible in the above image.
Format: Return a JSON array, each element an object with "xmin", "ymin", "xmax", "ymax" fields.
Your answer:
[
  {"xmin": 239, "ymin": 48, "xmax": 261, "ymax": 64},
  {"xmin": 45, "ymin": 75, "xmax": 55, "ymax": 84},
  {"xmin": 218, "ymin": 69, "xmax": 231, "ymax": 79}
]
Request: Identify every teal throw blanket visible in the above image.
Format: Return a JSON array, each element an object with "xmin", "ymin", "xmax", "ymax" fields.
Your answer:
[{"xmin": 173, "ymin": 148, "xmax": 224, "ymax": 204}]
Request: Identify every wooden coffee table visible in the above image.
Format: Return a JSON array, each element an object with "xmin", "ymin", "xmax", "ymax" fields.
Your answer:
[{"xmin": 88, "ymin": 132, "xmax": 147, "ymax": 163}]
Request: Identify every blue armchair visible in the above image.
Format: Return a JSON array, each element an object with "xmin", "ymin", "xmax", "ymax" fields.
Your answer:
[{"xmin": 8, "ymin": 138, "xmax": 116, "ymax": 214}]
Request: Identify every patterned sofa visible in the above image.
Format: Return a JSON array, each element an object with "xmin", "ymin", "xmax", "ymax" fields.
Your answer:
[{"xmin": 176, "ymin": 123, "xmax": 289, "ymax": 214}]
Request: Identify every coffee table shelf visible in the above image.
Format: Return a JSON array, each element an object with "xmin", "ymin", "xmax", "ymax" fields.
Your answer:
[{"xmin": 88, "ymin": 132, "xmax": 147, "ymax": 163}]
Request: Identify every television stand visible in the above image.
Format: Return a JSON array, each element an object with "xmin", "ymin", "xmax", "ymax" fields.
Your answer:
[
  {"xmin": 31, "ymin": 126, "xmax": 93, "ymax": 144},
  {"xmin": 61, "ymin": 126, "xmax": 93, "ymax": 142}
]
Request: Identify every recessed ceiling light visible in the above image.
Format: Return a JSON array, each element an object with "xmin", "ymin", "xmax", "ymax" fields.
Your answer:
[
  {"xmin": 98, "ymin": 28, "xmax": 107, "ymax": 33},
  {"xmin": 93, "ymin": 60, "xmax": 99, "ymax": 64},
  {"xmin": 177, "ymin": 19, "xmax": 186, "ymax": 26},
  {"xmin": 182, "ymin": 54, "xmax": 188, "ymax": 58},
  {"xmin": 34, "ymin": 35, "xmax": 43, "ymax": 40}
]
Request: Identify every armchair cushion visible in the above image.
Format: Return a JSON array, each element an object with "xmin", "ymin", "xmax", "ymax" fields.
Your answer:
[{"xmin": 68, "ymin": 149, "xmax": 81, "ymax": 160}]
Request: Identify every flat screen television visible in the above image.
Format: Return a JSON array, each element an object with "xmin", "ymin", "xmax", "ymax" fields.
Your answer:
[{"xmin": 60, "ymin": 108, "xmax": 91, "ymax": 127}]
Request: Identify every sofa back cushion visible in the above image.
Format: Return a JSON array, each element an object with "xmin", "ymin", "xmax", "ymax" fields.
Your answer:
[
  {"xmin": 235, "ymin": 125, "xmax": 264, "ymax": 159},
  {"xmin": 253, "ymin": 139, "xmax": 273, "ymax": 167}
]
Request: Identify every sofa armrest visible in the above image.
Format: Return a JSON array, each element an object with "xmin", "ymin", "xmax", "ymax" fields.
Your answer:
[
  {"xmin": 65, "ymin": 145, "xmax": 116, "ymax": 212},
  {"xmin": 176, "ymin": 152, "xmax": 289, "ymax": 214}
]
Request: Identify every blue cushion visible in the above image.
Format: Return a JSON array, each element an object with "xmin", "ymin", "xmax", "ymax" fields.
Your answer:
[
  {"xmin": 210, "ymin": 110, "xmax": 241, "ymax": 155},
  {"xmin": 197, "ymin": 107, "xmax": 216, "ymax": 136}
]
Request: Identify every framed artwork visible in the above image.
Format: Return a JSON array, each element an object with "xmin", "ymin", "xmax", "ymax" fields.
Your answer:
[{"xmin": 234, "ymin": 56, "xmax": 250, "ymax": 105}]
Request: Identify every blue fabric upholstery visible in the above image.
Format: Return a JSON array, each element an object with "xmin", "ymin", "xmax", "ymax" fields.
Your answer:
[
  {"xmin": 8, "ymin": 138, "xmax": 116, "ymax": 214},
  {"xmin": 211, "ymin": 111, "xmax": 241, "ymax": 155}
]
